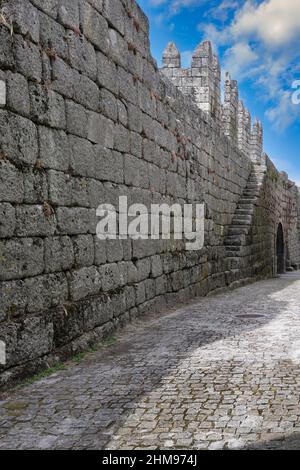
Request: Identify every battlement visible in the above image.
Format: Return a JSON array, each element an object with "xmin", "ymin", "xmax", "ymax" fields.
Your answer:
[{"xmin": 161, "ymin": 41, "xmax": 263, "ymax": 163}]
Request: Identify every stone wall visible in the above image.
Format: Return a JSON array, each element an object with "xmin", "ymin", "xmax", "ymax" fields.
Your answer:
[{"xmin": 0, "ymin": 0, "xmax": 299, "ymax": 387}]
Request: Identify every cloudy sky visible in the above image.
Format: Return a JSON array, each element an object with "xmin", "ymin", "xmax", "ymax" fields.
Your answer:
[{"xmin": 139, "ymin": 0, "xmax": 300, "ymax": 184}]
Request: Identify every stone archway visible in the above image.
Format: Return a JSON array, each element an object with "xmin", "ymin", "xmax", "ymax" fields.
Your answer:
[{"xmin": 276, "ymin": 223, "xmax": 285, "ymax": 274}]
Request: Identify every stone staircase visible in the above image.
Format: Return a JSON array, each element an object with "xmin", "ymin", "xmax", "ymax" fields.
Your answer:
[{"xmin": 225, "ymin": 164, "xmax": 267, "ymax": 283}]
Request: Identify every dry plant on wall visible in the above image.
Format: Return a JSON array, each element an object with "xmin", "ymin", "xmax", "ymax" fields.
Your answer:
[{"xmin": 0, "ymin": 7, "xmax": 13, "ymax": 35}]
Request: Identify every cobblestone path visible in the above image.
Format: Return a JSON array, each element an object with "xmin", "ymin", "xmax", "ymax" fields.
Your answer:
[{"xmin": 1, "ymin": 273, "xmax": 300, "ymax": 450}]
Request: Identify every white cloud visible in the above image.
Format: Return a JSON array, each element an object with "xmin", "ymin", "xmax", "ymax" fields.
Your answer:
[
  {"xmin": 200, "ymin": 0, "xmax": 300, "ymax": 131},
  {"xmin": 266, "ymin": 90, "xmax": 300, "ymax": 132},
  {"xmin": 206, "ymin": 0, "xmax": 240, "ymax": 22},
  {"xmin": 223, "ymin": 41, "xmax": 258, "ymax": 79},
  {"xmin": 197, "ymin": 22, "xmax": 230, "ymax": 49},
  {"xmin": 232, "ymin": 0, "xmax": 300, "ymax": 47}
]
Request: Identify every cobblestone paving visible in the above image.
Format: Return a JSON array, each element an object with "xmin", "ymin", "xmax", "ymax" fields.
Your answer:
[{"xmin": 1, "ymin": 273, "xmax": 300, "ymax": 450}]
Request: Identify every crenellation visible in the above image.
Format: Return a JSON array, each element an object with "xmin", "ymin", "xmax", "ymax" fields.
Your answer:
[
  {"xmin": 162, "ymin": 42, "xmax": 181, "ymax": 69},
  {"xmin": 212, "ymin": 54, "xmax": 221, "ymax": 126},
  {"xmin": 162, "ymin": 40, "xmax": 222, "ymax": 121},
  {"xmin": 161, "ymin": 42, "xmax": 265, "ymax": 160},
  {"xmin": 222, "ymin": 72, "xmax": 239, "ymax": 145},
  {"xmin": 251, "ymin": 118, "xmax": 263, "ymax": 164},
  {"xmin": 237, "ymin": 100, "xmax": 252, "ymax": 157}
]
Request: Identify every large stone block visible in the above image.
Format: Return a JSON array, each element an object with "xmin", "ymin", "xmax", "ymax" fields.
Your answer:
[
  {"xmin": 29, "ymin": 84, "xmax": 66, "ymax": 129},
  {"xmin": 74, "ymin": 74, "xmax": 100, "ymax": 111},
  {"xmin": 23, "ymin": 168, "xmax": 48, "ymax": 204},
  {"xmin": 69, "ymin": 135, "xmax": 96, "ymax": 177},
  {"xmin": 72, "ymin": 234, "xmax": 95, "ymax": 267},
  {"xmin": 15, "ymin": 205, "xmax": 56, "ymax": 237},
  {"xmin": 0, "ymin": 279, "xmax": 27, "ymax": 321},
  {"xmin": 14, "ymin": 35, "xmax": 42, "ymax": 82},
  {"xmin": 25, "ymin": 273, "xmax": 69, "ymax": 313},
  {"xmin": 58, "ymin": 0, "xmax": 80, "ymax": 28},
  {"xmin": 96, "ymin": 51, "xmax": 119, "ymax": 95},
  {"xmin": 71, "ymin": 177, "xmax": 90, "ymax": 207},
  {"xmin": 83, "ymin": 295, "xmax": 115, "ymax": 331},
  {"xmin": 39, "ymin": 127, "xmax": 71, "ymax": 171},
  {"xmin": 44, "ymin": 236, "xmax": 74, "ymax": 273},
  {"xmin": 31, "ymin": 0, "xmax": 58, "ymax": 17},
  {"xmin": 94, "ymin": 147, "xmax": 124, "ymax": 183},
  {"xmin": 117, "ymin": 99, "xmax": 128, "ymax": 127},
  {"xmin": 0, "ymin": 316, "xmax": 53, "ymax": 368},
  {"xmin": 99, "ymin": 262, "xmax": 125, "ymax": 292},
  {"xmin": 114, "ymin": 124, "xmax": 131, "ymax": 153},
  {"xmin": 86, "ymin": 0, "xmax": 103, "ymax": 13},
  {"xmin": 151, "ymin": 255, "xmax": 163, "ymax": 278},
  {"xmin": 2, "ymin": 0, "xmax": 40, "ymax": 43},
  {"xmin": 56, "ymin": 207, "xmax": 97, "ymax": 234},
  {"xmin": 103, "ymin": 0, "xmax": 125, "ymax": 36},
  {"xmin": 118, "ymin": 66, "xmax": 137, "ymax": 104},
  {"xmin": 124, "ymin": 154, "xmax": 149, "ymax": 189},
  {"xmin": 0, "ymin": 162, "xmax": 24, "ymax": 203},
  {"xmin": 127, "ymin": 103, "xmax": 142, "ymax": 132},
  {"xmin": 132, "ymin": 239, "xmax": 160, "ymax": 259},
  {"xmin": 47, "ymin": 169, "xmax": 72, "ymax": 205},
  {"xmin": 68, "ymin": 266, "xmax": 102, "ymax": 301},
  {"xmin": 106, "ymin": 239, "xmax": 124, "ymax": 263},
  {"xmin": 40, "ymin": 11, "xmax": 68, "ymax": 59},
  {"xmin": 5, "ymin": 72, "xmax": 30, "ymax": 117},
  {"xmin": 130, "ymin": 131, "xmax": 143, "ymax": 158},
  {"xmin": 87, "ymin": 112, "xmax": 114, "ymax": 147},
  {"xmin": 99, "ymin": 88, "xmax": 118, "ymax": 121},
  {"xmin": 68, "ymin": 33, "xmax": 97, "ymax": 81},
  {"xmin": 0, "ymin": 238, "xmax": 44, "ymax": 281},
  {"xmin": 0, "ymin": 111, "xmax": 38, "ymax": 166},
  {"xmin": 0, "ymin": 26, "xmax": 14, "ymax": 68},
  {"xmin": 108, "ymin": 28, "xmax": 128, "ymax": 69},
  {"xmin": 94, "ymin": 236, "xmax": 107, "ymax": 265},
  {"xmin": 52, "ymin": 57, "xmax": 80, "ymax": 100},
  {"xmin": 0, "ymin": 203, "xmax": 15, "ymax": 238},
  {"xmin": 80, "ymin": 0, "xmax": 109, "ymax": 52},
  {"xmin": 135, "ymin": 281, "xmax": 146, "ymax": 305},
  {"xmin": 66, "ymin": 100, "xmax": 89, "ymax": 138}
]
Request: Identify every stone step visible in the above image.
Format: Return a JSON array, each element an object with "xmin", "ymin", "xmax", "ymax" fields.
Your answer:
[
  {"xmin": 225, "ymin": 247, "xmax": 241, "ymax": 255},
  {"xmin": 227, "ymin": 226, "xmax": 250, "ymax": 235},
  {"xmin": 235, "ymin": 208, "xmax": 254, "ymax": 215},
  {"xmin": 237, "ymin": 203, "xmax": 254, "ymax": 210},
  {"xmin": 232, "ymin": 216, "xmax": 252, "ymax": 225},
  {"xmin": 238, "ymin": 198, "xmax": 257, "ymax": 205},
  {"xmin": 225, "ymin": 234, "xmax": 251, "ymax": 246},
  {"xmin": 243, "ymin": 190, "xmax": 259, "ymax": 197},
  {"xmin": 248, "ymin": 177, "xmax": 264, "ymax": 183}
]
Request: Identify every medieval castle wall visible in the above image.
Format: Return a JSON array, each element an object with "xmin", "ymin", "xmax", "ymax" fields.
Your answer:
[{"xmin": 0, "ymin": 0, "xmax": 299, "ymax": 387}]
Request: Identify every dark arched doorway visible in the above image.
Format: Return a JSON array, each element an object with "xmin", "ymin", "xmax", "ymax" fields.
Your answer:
[{"xmin": 276, "ymin": 223, "xmax": 285, "ymax": 274}]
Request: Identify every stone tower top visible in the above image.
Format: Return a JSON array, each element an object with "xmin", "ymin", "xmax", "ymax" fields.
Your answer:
[
  {"xmin": 160, "ymin": 40, "xmax": 264, "ymax": 163},
  {"xmin": 162, "ymin": 42, "xmax": 181, "ymax": 68},
  {"xmin": 192, "ymin": 40, "xmax": 213, "ymax": 67}
]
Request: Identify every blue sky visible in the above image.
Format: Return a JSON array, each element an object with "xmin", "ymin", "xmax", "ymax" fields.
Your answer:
[{"xmin": 138, "ymin": 0, "xmax": 300, "ymax": 184}]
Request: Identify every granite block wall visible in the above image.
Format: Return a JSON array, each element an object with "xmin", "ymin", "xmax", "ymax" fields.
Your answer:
[{"xmin": 0, "ymin": 0, "xmax": 299, "ymax": 387}]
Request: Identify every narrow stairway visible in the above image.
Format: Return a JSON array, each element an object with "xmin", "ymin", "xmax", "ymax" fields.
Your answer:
[{"xmin": 224, "ymin": 163, "xmax": 266, "ymax": 281}]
